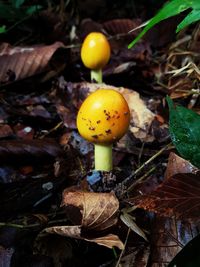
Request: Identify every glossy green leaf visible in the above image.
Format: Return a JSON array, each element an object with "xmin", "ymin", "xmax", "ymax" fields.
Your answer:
[
  {"xmin": 128, "ymin": 0, "xmax": 191, "ymax": 48},
  {"xmin": 168, "ymin": 234, "xmax": 200, "ymax": 267},
  {"xmin": 176, "ymin": 9, "xmax": 200, "ymax": 32},
  {"xmin": 167, "ymin": 96, "xmax": 200, "ymax": 168}
]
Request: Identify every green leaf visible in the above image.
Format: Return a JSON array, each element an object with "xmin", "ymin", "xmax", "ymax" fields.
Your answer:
[
  {"xmin": 0, "ymin": 25, "xmax": 6, "ymax": 33},
  {"xmin": 167, "ymin": 96, "xmax": 200, "ymax": 168},
  {"xmin": 128, "ymin": 0, "xmax": 192, "ymax": 48},
  {"xmin": 168, "ymin": 234, "xmax": 200, "ymax": 267},
  {"xmin": 11, "ymin": 0, "xmax": 25, "ymax": 8},
  {"xmin": 26, "ymin": 5, "xmax": 43, "ymax": 15},
  {"xmin": 176, "ymin": 9, "xmax": 200, "ymax": 32}
]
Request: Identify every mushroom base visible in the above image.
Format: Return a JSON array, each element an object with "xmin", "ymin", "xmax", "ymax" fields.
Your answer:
[{"xmin": 94, "ymin": 143, "xmax": 112, "ymax": 171}]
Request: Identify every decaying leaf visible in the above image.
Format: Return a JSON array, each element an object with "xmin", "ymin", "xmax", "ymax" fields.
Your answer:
[
  {"xmin": 165, "ymin": 152, "xmax": 199, "ymax": 179},
  {"xmin": 0, "ymin": 139, "xmax": 63, "ymax": 163},
  {"xmin": 45, "ymin": 225, "xmax": 124, "ymax": 250},
  {"xmin": 0, "ymin": 42, "xmax": 64, "ymax": 84},
  {"xmin": 43, "ymin": 191, "xmax": 124, "ymax": 249},
  {"xmin": 150, "ymin": 216, "xmax": 199, "ymax": 266},
  {"xmin": 128, "ymin": 173, "xmax": 200, "ymax": 220},
  {"xmin": 103, "ymin": 18, "xmax": 142, "ymax": 40},
  {"xmin": 61, "ymin": 191, "xmax": 119, "ymax": 231}
]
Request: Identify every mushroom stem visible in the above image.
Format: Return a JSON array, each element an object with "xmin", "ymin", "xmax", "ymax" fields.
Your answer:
[
  {"xmin": 94, "ymin": 143, "xmax": 112, "ymax": 171},
  {"xmin": 91, "ymin": 69, "xmax": 102, "ymax": 83}
]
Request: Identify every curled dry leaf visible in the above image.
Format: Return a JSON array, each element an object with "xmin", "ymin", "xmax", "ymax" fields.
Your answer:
[
  {"xmin": 0, "ymin": 42, "xmax": 64, "ymax": 84},
  {"xmin": 61, "ymin": 191, "xmax": 119, "ymax": 231},
  {"xmin": 44, "ymin": 191, "xmax": 124, "ymax": 249},
  {"xmin": 45, "ymin": 226, "xmax": 124, "ymax": 250}
]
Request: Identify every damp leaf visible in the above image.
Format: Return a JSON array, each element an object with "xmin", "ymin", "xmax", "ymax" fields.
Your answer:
[
  {"xmin": 167, "ymin": 96, "xmax": 200, "ymax": 168},
  {"xmin": 128, "ymin": 173, "xmax": 200, "ymax": 220}
]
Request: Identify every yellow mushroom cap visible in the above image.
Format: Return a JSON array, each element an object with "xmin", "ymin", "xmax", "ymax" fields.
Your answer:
[
  {"xmin": 77, "ymin": 89, "xmax": 130, "ymax": 144},
  {"xmin": 81, "ymin": 32, "xmax": 111, "ymax": 70}
]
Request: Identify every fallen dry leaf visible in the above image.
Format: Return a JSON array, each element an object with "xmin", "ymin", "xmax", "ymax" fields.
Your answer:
[
  {"xmin": 165, "ymin": 152, "xmax": 199, "ymax": 179},
  {"xmin": 0, "ymin": 139, "xmax": 63, "ymax": 163},
  {"xmin": 0, "ymin": 42, "xmax": 64, "ymax": 84},
  {"xmin": 103, "ymin": 18, "xmax": 142, "ymax": 40},
  {"xmin": 128, "ymin": 173, "xmax": 200, "ymax": 220},
  {"xmin": 148, "ymin": 152, "xmax": 200, "ymax": 266},
  {"xmin": 45, "ymin": 226, "xmax": 124, "ymax": 249},
  {"xmin": 43, "ymin": 191, "xmax": 124, "ymax": 249},
  {"xmin": 61, "ymin": 191, "xmax": 119, "ymax": 231}
]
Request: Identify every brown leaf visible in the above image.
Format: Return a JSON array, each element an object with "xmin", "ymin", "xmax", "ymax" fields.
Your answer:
[
  {"xmin": 165, "ymin": 152, "xmax": 199, "ymax": 179},
  {"xmin": 103, "ymin": 18, "xmax": 141, "ymax": 40},
  {"xmin": 45, "ymin": 226, "xmax": 124, "ymax": 250},
  {"xmin": 128, "ymin": 173, "xmax": 200, "ymax": 220},
  {"xmin": 148, "ymin": 153, "xmax": 200, "ymax": 266},
  {"xmin": 0, "ymin": 139, "xmax": 63, "ymax": 163},
  {"xmin": 149, "ymin": 216, "xmax": 200, "ymax": 266},
  {"xmin": 0, "ymin": 42, "xmax": 64, "ymax": 84},
  {"xmin": 61, "ymin": 191, "xmax": 119, "ymax": 231},
  {"xmin": 43, "ymin": 191, "xmax": 124, "ymax": 249}
]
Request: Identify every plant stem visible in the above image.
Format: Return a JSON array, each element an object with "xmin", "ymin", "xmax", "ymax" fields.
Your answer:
[
  {"xmin": 94, "ymin": 144, "xmax": 112, "ymax": 171},
  {"xmin": 91, "ymin": 69, "xmax": 102, "ymax": 83}
]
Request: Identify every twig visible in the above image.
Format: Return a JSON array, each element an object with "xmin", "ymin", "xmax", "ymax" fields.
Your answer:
[
  {"xmin": 115, "ymin": 143, "xmax": 172, "ymax": 197},
  {"xmin": 115, "ymin": 228, "xmax": 131, "ymax": 267}
]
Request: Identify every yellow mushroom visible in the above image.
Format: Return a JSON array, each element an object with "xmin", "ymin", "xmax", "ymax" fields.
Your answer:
[
  {"xmin": 81, "ymin": 32, "xmax": 111, "ymax": 83},
  {"xmin": 77, "ymin": 89, "xmax": 130, "ymax": 171}
]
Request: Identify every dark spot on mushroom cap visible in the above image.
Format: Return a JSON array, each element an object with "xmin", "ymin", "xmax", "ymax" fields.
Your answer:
[
  {"xmin": 91, "ymin": 135, "xmax": 98, "ymax": 139},
  {"xmin": 105, "ymin": 129, "xmax": 111, "ymax": 134},
  {"xmin": 89, "ymin": 127, "xmax": 95, "ymax": 131},
  {"xmin": 96, "ymin": 120, "xmax": 101, "ymax": 124}
]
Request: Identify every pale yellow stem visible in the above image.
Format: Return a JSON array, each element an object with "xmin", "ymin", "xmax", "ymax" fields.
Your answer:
[{"xmin": 94, "ymin": 144, "xmax": 112, "ymax": 171}]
